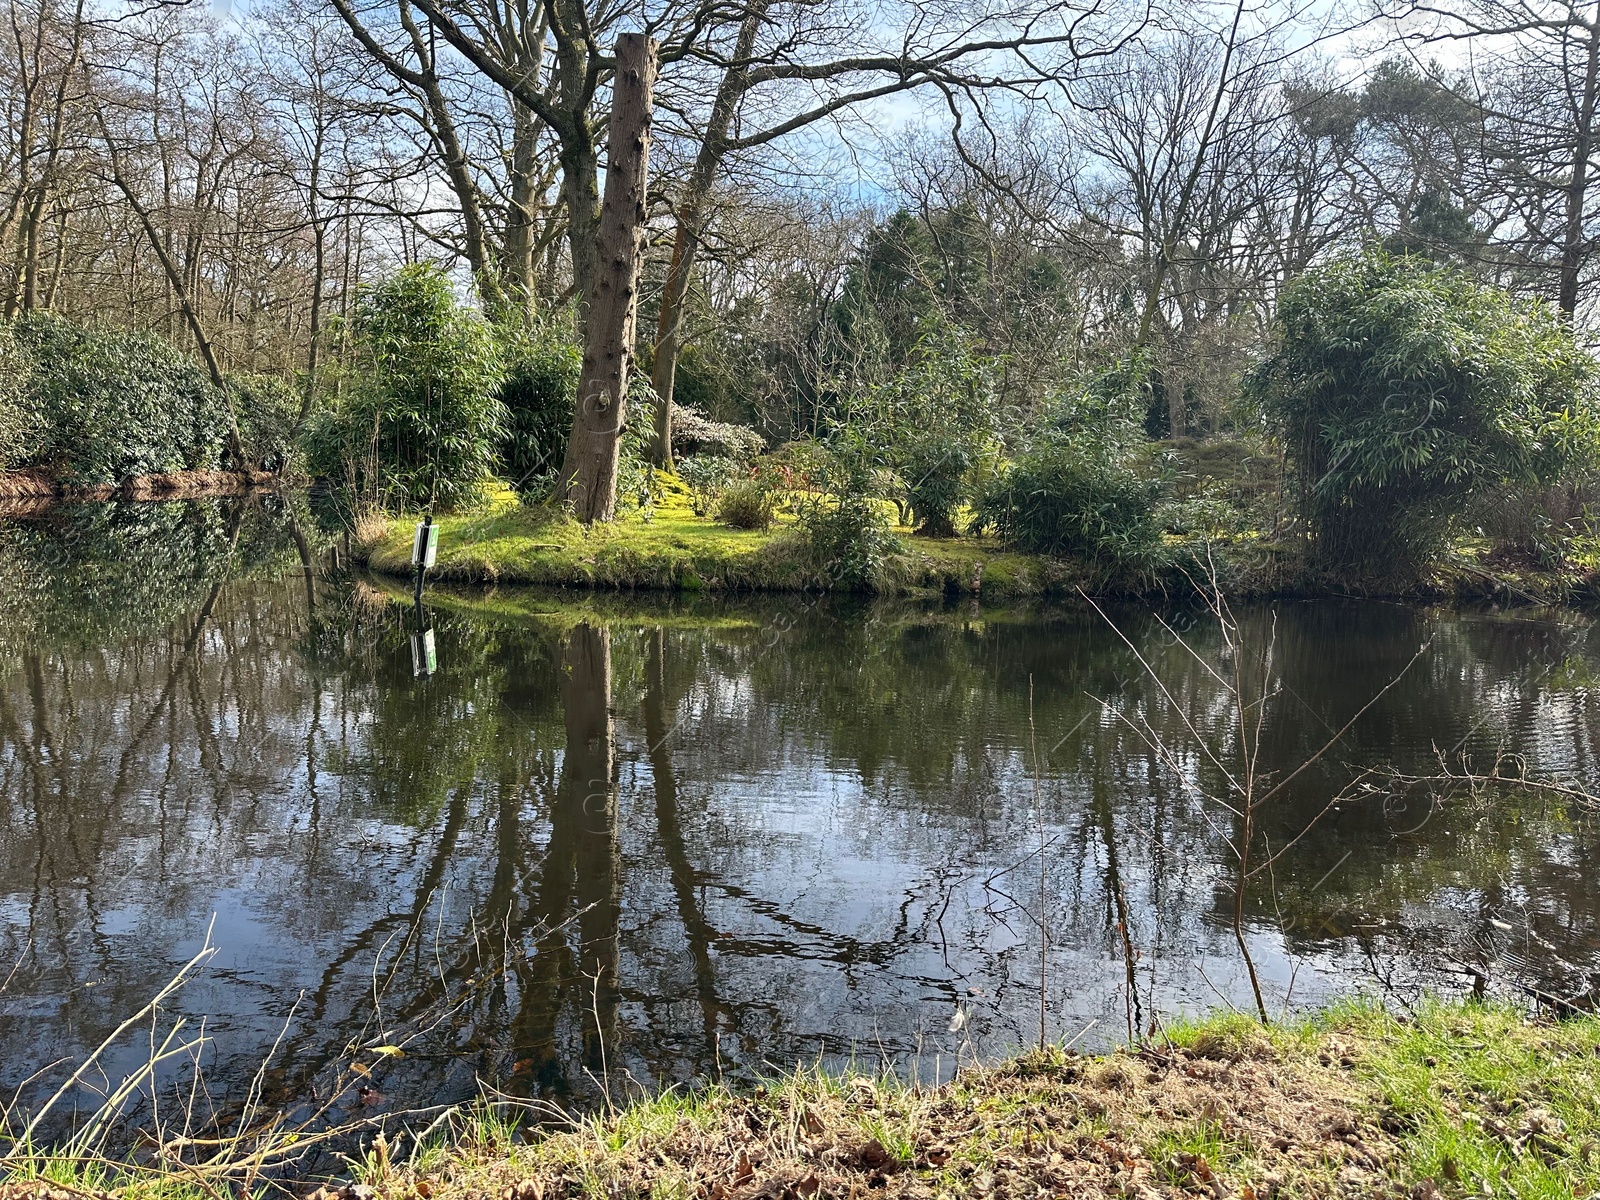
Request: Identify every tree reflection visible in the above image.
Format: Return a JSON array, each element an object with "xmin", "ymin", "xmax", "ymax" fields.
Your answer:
[{"xmin": 2, "ymin": 513, "xmax": 1599, "ymax": 1133}]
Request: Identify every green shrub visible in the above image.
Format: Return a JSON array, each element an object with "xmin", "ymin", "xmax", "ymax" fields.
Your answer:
[
  {"xmin": 856, "ymin": 322, "xmax": 999, "ymax": 536},
  {"xmin": 678, "ymin": 453, "xmax": 742, "ymax": 515},
  {"xmin": 1248, "ymin": 250, "xmax": 1598, "ymax": 577},
  {"xmin": 497, "ymin": 325, "xmax": 578, "ymax": 495},
  {"xmin": 229, "ymin": 373, "xmax": 300, "ymax": 474},
  {"xmin": 975, "ymin": 444, "xmax": 1163, "ymax": 567},
  {"xmin": 899, "ymin": 438, "xmax": 973, "ymax": 536},
  {"xmin": 613, "ymin": 377, "xmax": 664, "ymax": 516},
  {"xmin": 972, "ymin": 366, "xmax": 1165, "ymax": 570},
  {"xmin": 716, "ymin": 476, "xmax": 776, "ymax": 529},
  {"xmin": 791, "ymin": 432, "xmax": 901, "ymax": 587},
  {"xmin": 795, "ymin": 491, "xmax": 899, "ymax": 586},
  {"xmin": 307, "ymin": 265, "xmax": 506, "ymax": 511},
  {"xmin": 9, "ymin": 313, "xmax": 230, "ymax": 485},
  {"xmin": 1469, "ymin": 473, "xmax": 1600, "ymax": 570},
  {"xmin": 0, "ymin": 323, "xmax": 37, "ymax": 471}
]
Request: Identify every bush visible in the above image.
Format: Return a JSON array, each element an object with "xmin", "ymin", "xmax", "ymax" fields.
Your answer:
[
  {"xmin": 972, "ymin": 367, "xmax": 1165, "ymax": 570},
  {"xmin": 614, "ymin": 377, "xmax": 664, "ymax": 516},
  {"xmin": 791, "ymin": 432, "xmax": 901, "ymax": 587},
  {"xmin": 716, "ymin": 476, "xmax": 776, "ymax": 529},
  {"xmin": 0, "ymin": 324, "xmax": 37, "ymax": 472},
  {"xmin": 307, "ymin": 265, "xmax": 506, "ymax": 511},
  {"xmin": 672, "ymin": 405, "xmax": 765, "ymax": 459},
  {"xmin": 678, "ymin": 453, "xmax": 742, "ymax": 515},
  {"xmin": 1249, "ymin": 250, "xmax": 1598, "ymax": 577},
  {"xmin": 498, "ymin": 325, "xmax": 579, "ymax": 495},
  {"xmin": 229, "ymin": 373, "xmax": 300, "ymax": 474},
  {"xmin": 974, "ymin": 444, "xmax": 1164, "ymax": 567},
  {"xmin": 795, "ymin": 491, "xmax": 899, "ymax": 586},
  {"xmin": 1469, "ymin": 473, "xmax": 1600, "ymax": 570},
  {"xmin": 9, "ymin": 313, "xmax": 232, "ymax": 485},
  {"xmin": 856, "ymin": 322, "xmax": 999, "ymax": 536}
]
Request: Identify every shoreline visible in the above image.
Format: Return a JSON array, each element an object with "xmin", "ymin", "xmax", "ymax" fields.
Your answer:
[
  {"xmin": 2, "ymin": 999, "xmax": 1593, "ymax": 1199},
  {"xmin": 353, "ymin": 493, "xmax": 1600, "ymax": 609},
  {"xmin": 0, "ymin": 467, "xmax": 282, "ymax": 511}
]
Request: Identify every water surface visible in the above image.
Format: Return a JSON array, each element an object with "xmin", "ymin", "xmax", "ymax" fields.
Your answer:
[{"xmin": 1, "ymin": 497, "xmax": 1597, "ymax": 1138}]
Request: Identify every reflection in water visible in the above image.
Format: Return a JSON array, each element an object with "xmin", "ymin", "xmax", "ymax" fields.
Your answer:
[{"xmin": 1, "ymin": 499, "xmax": 1599, "ymax": 1141}]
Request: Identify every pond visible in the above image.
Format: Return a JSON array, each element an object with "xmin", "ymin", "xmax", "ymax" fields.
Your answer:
[{"xmin": 1, "ymin": 496, "xmax": 1597, "ymax": 1143}]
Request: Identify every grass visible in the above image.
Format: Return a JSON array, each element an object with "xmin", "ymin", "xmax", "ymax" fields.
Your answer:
[
  {"xmin": 358, "ymin": 476, "xmax": 1078, "ymax": 599},
  {"xmin": 7, "ymin": 999, "xmax": 1595, "ymax": 1199},
  {"xmin": 356, "ymin": 470, "xmax": 1600, "ymax": 606}
]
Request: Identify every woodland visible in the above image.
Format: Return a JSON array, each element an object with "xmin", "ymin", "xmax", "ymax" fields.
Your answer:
[{"xmin": 2, "ymin": 0, "xmax": 1600, "ymax": 588}]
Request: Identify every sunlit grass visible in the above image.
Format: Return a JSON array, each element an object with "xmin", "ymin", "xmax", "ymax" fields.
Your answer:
[
  {"xmin": 5, "ymin": 999, "xmax": 1597, "ymax": 1199},
  {"xmin": 360, "ymin": 472, "xmax": 1062, "ymax": 596}
]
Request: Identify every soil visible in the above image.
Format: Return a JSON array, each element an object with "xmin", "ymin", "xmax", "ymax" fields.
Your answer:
[{"xmin": 0, "ymin": 467, "xmax": 280, "ymax": 511}]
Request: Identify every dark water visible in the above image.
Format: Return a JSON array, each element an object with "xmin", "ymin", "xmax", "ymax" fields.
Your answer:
[{"xmin": 2, "ymin": 497, "xmax": 1598, "ymax": 1141}]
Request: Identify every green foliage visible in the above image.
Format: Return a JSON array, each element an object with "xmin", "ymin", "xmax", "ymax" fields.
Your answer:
[
  {"xmin": 1249, "ymin": 250, "xmax": 1598, "ymax": 576},
  {"xmin": 228, "ymin": 373, "xmax": 300, "ymax": 473},
  {"xmin": 715, "ymin": 476, "xmax": 776, "ymax": 530},
  {"xmin": 0, "ymin": 322, "xmax": 38, "ymax": 471},
  {"xmin": 8, "ymin": 313, "xmax": 231, "ymax": 485},
  {"xmin": 791, "ymin": 432, "xmax": 902, "ymax": 588},
  {"xmin": 864, "ymin": 323, "xmax": 1000, "ymax": 536},
  {"xmin": 972, "ymin": 366, "xmax": 1165, "ymax": 570},
  {"xmin": 678, "ymin": 454, "xmax": 742, "ymax": 516},
  {"xmin": 307, "ymin": 264, "xmax": 506, "ymax": 511},
  {"xmin": 616, "ymin": 377, "xmax": 664, "ymax": 516},
  {"xmin": 497, "ymin": 324, "xmax": 579, "ymax": 496}
]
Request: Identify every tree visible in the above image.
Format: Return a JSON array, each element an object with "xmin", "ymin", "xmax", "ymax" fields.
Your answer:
[
  {"xmin": 556, "ymin": 32, "xmax": 656, "ymax": 522},
  {"xmin": 1393, "ymin": 0, "xmax": 1600, "ymax": 314},
  {"xmin": 313, "ymin": 262, "xmax": 506, "ymax": 510},
  {"xmin": 1249, "ymin": 250, "xmax": 1597, "ymax": 578}
]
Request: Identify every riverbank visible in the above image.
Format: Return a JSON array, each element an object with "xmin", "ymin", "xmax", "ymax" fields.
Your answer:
[
  {"xmin": 2, "ymin": 999, "xmax": 1593, "ymax": 1199},
  {"xmin": 0, "ymin": 467, "xmax": 281, "ymax": 509},
  {"xmin": 354, "ymin": 480, "xmax": 1600, "ymax": 605}
]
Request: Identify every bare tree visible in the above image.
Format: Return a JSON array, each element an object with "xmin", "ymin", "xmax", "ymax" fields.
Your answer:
[{"xmin": 1394, "ymin": 0, "xmax": 1600, "ymax": 314}]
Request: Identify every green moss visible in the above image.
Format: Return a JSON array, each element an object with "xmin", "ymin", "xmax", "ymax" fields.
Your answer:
[
  {"xmin": 361, "ymin": 482, "xmax": 1106, "ymax": 599},
  {"xmin": 357, "ymin": 475, "xmax": 1600, "ymax": 608}
]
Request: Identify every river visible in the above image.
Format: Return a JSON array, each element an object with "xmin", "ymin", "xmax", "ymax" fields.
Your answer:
[{"xmin": 1, "ymin": 495, "xmax": 1596, "ymax": 1143}]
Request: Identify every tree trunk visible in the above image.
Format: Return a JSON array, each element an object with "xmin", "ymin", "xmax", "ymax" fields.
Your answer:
[
  {"xmin": 647, "ymin": 3, "xmax": 766, "ymax": 466},
  {"xmin": 505, "ymin": 96, "xmax": 544, "ymax": 321},
  {"xmin": 1559, "ymin": 15, "xmax": 1600, "ymax": 316},
  {"xmin": 557, "ymin": 33, "xmax": 657, "ymax": 523},
  {"xmin": 648, "ymin": 215, "xmax": 695, "ymax": 466}
]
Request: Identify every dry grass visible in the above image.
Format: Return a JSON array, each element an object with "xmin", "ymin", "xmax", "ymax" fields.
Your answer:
[
  {"xmin": 383, "ymin": 1042, "xmax": 1377, "ymax": 1200},
  {"xmin": 1, "ymin": 997, "xmax": 1594, "ymax": 1200},
  {"xmin": 283, "ymin": 1002, "xmax": 1598, "ymax": 1200}
]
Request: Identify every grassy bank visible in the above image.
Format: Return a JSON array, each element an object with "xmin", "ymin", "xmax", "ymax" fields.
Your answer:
[
  {"xmin": 356, "ymin": 478, "xmax": 1083, "ymax": 599},
  {"xmin": 5, "ymin": 1000, "xmax": 1596, "ymax": 1199},
  {"xmin": 355, "ymin": 476, "xmax": 1600, "ymax": 605}
]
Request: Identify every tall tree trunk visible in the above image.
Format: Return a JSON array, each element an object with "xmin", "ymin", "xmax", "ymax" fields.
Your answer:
[
  {"xmin": 505, "ymin": 96, "xmax": 543, "ymax": 320},
  {"xmin": 648, "ymin": 217, "xmax": 694, "ymax": 466},
  {"xmin": 1559, "ymin": 13, "xmax": 1600, "ymax": 316},
  {"xmin": 557, "ymin": 33, "xmax": 656, "ymax": 523},
  {"xmin": 647, "ymin": 3, "xmax": 766, "ymax": 466}
]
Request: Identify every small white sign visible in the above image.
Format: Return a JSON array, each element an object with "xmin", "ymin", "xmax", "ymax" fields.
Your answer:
[{"xmin": 411, "ymin": 521, "xmax": 439, "ymax": 570}]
